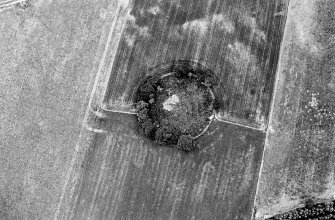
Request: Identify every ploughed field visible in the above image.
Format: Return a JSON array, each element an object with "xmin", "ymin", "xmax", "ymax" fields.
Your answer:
[
  {"xmin": 58, "ymin": 0, "xmax": 288, "ymax": 219},
  {"xmin": 56, "ymin": 0, "xmax": 335, "ymax": 220}
]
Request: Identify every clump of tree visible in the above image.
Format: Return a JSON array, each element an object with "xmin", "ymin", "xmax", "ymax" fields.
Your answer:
[
  {"xmin": 155, "ymin": 125, "xmax": 179, "ymax": 145},
  {"xmin": 177, "ymin": 135, "xmax": 195, "ymax": 151},
  {"xmin": 135, "ymin": 67, "xmax": 218, "ymax": 152},
  {"xmin": 135, "ymin": 101, "xmax": 154, "ymax": 137},
  {"xmin": 268, "ymin": 200, "xmax": 335, "ymax": 220}
]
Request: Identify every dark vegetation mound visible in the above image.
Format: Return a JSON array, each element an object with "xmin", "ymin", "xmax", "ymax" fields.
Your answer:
[
  {"xmin": 134, "ymin": 64, "xmax": 217, "ymax": 151},
  {"xmin": 267, "ymin": 200, "xmax": 335, "ymax": 220}
]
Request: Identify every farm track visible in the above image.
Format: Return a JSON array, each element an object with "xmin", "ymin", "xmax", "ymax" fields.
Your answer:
[{"xmin": 0, "ymin": 0, "xmax": 27, "ymax": 11}]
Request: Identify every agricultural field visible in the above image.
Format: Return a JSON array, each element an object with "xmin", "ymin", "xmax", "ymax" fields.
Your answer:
[{"xmin": 0, "ymin": 0, "xmax": 334, "ymax": 219}]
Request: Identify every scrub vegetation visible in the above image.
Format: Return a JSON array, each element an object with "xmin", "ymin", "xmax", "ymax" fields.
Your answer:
[
  {"xmin": 135, "ymin": 68, "xmax": 216, "ymax": 151},
  {"xmin": 267, "ymin": 200, "xmax": 335, "ymax": 220}
]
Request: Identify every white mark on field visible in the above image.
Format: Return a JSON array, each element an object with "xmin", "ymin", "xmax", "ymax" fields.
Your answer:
[
  {"xmin": 163, "ymin": 94, "xmax": 180, "ymax": 111},
  {"xmin": 212, "ymin": 13, "xmax": 235, "ymax": 33},
  {"xmin": 182, "ymin": 13, "xmax": 235, "ymax": 36},
  {"xmin": 124, "ymin": 14, "xmax": 150, "ymax": 46},
  {"xmin": 148, "ymin": 5, "xmax": 161, "ymax": 15},
  {"xmin": 182, "ymin": 19, "xmax": 208, "ymax": 35}
]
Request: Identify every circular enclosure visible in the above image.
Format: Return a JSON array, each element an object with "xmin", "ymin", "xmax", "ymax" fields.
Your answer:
[{"xmin": 134, "ymin": 60, "xmax": 218, "ymax": 151}]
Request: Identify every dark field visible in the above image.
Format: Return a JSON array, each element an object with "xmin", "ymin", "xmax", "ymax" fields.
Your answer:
[
  {"xmin": 101, "ymin": 0, "xmax": 287, "ymax": 130},
  {"xmin": 57, "ymin": 0, "xmax": 286, "ymax": 219}
]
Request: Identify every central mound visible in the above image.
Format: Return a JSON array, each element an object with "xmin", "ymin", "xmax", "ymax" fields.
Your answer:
[
  {"xmin": 152, "ymin": 74, "xmax": 213, "ymax": 137},
  {"xmin": 134, "ymin": 61, "xmax": 217, "ymax": 151}
]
